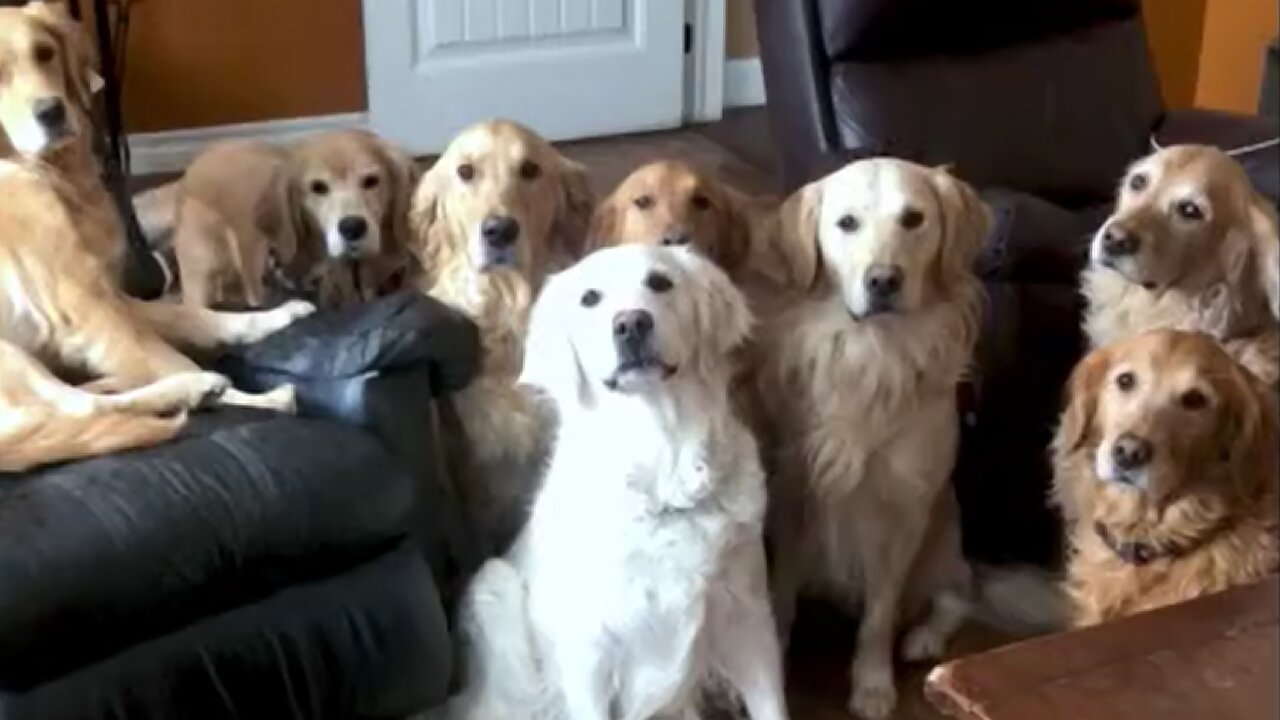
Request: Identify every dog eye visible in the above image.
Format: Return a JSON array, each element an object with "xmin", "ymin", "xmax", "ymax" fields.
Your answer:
[
  {"xmin": 519, "ymin": 161, "xmax": 541, "ymax": 181},
  {"xmin": 1128, "ymin": 173, "xmax": 1148, "ymax": 192},
  {"xmin": 33, "ymin": 43, "xmax": 56, "ymax": 65},
  {"xmin": 1115, "ymin": 371, "xmax": 1136, "ymax": 392},
  {"xmin": 1175, "ymin": 200, "xmax": 1204, "ymax": 221},
  {"xmin": 690, "ymin": 194, "xmax": 711, "ymax": 211},
  {"xmin": 457, "ymin": 163, "xmax": 475, "ymax": 182},
  {"xmin": 361, "ymin": 174, "xmax": 380, "ymax": 190},
  {"xmin": 837, "ymin": 214, "xmax": 859, "ymax": 233},
  {"xmin": 580, "ymin": 289, "xmax": 602, "ymax": 308},
  {"xmin": 1180, "ymin": 389, "xmax": 1208, "ymax": 410},
  {"xmin": 309, "ymin": 180, "xmax": 330, "ymax": 196},
  {"xmin": 900, "ymin": 208, "xmax": 925, "ymax": 230},
  {"xmin": 634, "ymin": 195, "xmax": 654, "ymax": 210},
  {"xmin": 645, "ymin": 271, "xmax": 674, "ymax": 293}
]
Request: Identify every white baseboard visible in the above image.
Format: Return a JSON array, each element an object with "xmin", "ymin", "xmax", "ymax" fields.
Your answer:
[
  {"xmin": 126, "ymin": 112, "xmax": 369, "ymax": 176},
  {"xmin": 724, "ymin": 58, "xmax": 766, "ymax": 109}
]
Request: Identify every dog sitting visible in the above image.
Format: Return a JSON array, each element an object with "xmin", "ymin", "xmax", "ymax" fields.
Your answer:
[
  {"xmin": 755, "ymin": 159, "xmax": 989, "ymax": 720},
  {"xmin": 1051, "ymin": 329, "xmax": 1278, "ymax": 627},
  {"xmin": 171, "ymin": 129, "xmax": 418, "ymax": 309},
  {"xmin": 0, "ymin": 1, "xmax": 312, "ymax": 363},
  {"xmin": 410, "ymin": 118, "xmax": 594, "ymax": 554},
  {"xmin": 444, "ymin": 245, "xmax": 788, "ymax": 720},
  {"xmin": 1084, "ymin": 145, "xmax": 1280, "ymax": 385}
]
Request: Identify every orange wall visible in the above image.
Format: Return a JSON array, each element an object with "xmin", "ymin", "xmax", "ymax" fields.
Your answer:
[
  {"xmin": 120, "ymin": 0, "xmax": 366, "ymax": 133},
  {"xmin": 1141, "ymin": 0, "xmax": 1209, "ymax": 109},
  {"xmin": 1194, "ymin": 0, "xmax": 1279, "ymax": 112}
]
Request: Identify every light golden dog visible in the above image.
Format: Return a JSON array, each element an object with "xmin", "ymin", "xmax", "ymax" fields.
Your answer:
[
  {"xmin": 755, "ymin": 158, "xmax": 989, "ymax": 720},
  {"xmin": 1051, "ymin": 329, "xmax": 1278, "ymax": 627},
  {"xmin": 0, "ymin": 3, "xmax": 308, "ymax": 471},
  {"xmin": 410, "ymin": 119, "xmax": 594, "ymax": 553},
  {"xmin": 1084, "ymin": 145, "xmax": 1279, "ymax": 385},
  {"xmin": 172, "ymin": 129, "xmax": 418, "ymax": 309}
]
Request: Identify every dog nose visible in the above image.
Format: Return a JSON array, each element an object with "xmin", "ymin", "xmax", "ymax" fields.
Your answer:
[
  {"xmin": 33, "ymin": 97, "xmax": 67, "ymax": 131},
  {"xmin": 661, "ymin": 230, "xmax": 691, "ymax": 246},
  {"xmin": 481, "ymin": 215, "xmax": 520, "ymax": 248},
  {"xmin": 613, "ymin": 309, "xmax": 654, "ymax": 342},
  {"xmin": 1102, "ymin": 225, "xmax": 1140, "ymax": 257},
  {"xmin": 338, "ymin": 216, "xmax": 368, "ymax": 243},
  {"xmin": 865, "ymin": 264, "xmax": 904, "ymax": 299},
  {"xmin": 1111, "ymin": 433, "xmax": 1153, "ymax": 472}
]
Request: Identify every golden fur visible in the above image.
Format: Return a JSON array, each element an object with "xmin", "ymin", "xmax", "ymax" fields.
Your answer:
[
  {"xmin": 410, "ymin": 119, "xmax": 594, "ymax": 551},
  {"xmin": 1083, "ymin": 145, "xmax": 1280, "ymax": 385},
  {"xmin": 588, "ymin": 160, "xmax": 761, "ymax": 279},
  {"xmin": 172, "ymin": 129, "xmax": 419, "ymax": 309},
  {"xmin": 755, "ymin": 159, "xmax": 989, "ymax": 720},
  {"xmin": 0, "ymin": 4, "xmax": 309, "ymax": 471},
  {"xmin": 1051, "ymin": 329, "xmax": 1279, "ymax": 627}
]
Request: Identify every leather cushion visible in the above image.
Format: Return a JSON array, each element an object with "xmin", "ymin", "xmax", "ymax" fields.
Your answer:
[
  {"xmin": 828, "ymin": 19, "xmax": 1161, "ymax": 204},
  {"xmin": 817, "ymin": 0, "xmax": 1138, "ymax": 61},
  {"xmin": 0, "ymin": 410, "xmax": 414, "ymax": 688},
  {"xmin": 219, "ymin": 290, "xmax": 480, "ymax": 395},
  {"xmin": 980, "ymin": 189, "xmax": 1110, "ymax": 284},
  {"xmin": 1, "ymin": 544, "xmax": 452, "ymax": 720}
]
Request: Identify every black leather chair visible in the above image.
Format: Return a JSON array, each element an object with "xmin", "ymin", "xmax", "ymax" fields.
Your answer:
[
  {"xmin": 754, "ymin": 0, "xmax": 1280, "ymax": 565},
  {"xmin": 0, "ymin": 292, "xmax": 481, "ymax": 720}
]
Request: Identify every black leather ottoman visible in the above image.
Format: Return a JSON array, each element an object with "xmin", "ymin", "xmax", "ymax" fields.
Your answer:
[{"xmin": 0, "ymin": 292, "xmax": 480, "ymax": 720}]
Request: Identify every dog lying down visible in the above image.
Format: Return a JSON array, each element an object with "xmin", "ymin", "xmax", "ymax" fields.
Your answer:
[{"xmin": 442, "ymin": 245, "xmax": 788, "ymax": 720}]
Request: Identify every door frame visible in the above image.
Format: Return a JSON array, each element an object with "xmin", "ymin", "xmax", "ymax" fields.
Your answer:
[{"xmin": 685, "ymin": 0, "xmax": 727, "ymax": 124}]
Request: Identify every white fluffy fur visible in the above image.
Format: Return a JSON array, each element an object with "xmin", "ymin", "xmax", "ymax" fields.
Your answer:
[
  {"xmin": 445, "ymin": 246, "xmax": 788, "ymax": 720},
  {"xmin": 756, "ymin": 159, "xmax": 989, "ymax": 720}
]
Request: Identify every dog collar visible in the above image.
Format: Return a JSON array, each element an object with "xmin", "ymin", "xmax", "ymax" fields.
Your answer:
[{"xmin": 1093, "ymin": 522, "xmax": 1191, "ymax": 566}]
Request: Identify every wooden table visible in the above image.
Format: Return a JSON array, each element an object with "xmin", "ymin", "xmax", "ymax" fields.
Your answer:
[{"xmin": 926, "ymin": 576, "xmax": 1279, "ymax": 720}]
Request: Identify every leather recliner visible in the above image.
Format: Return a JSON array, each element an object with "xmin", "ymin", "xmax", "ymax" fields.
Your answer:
[
  {"xmin": 754, "ymin": 0, "xmax": 1280, "ymax": 565},
  {"xmin": 0, "ymin": 292, "xmax": 481, "ymax": 720}
]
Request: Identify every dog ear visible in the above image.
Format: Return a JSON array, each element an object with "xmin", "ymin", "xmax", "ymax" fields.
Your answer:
[
  {"xmin": 409, "ymin": 161, "xmax": 450, "ymax": 283},
  {"xmin": 1216, "ymin": 356, "xmax": 1270, "ymax": 470},
  {"xmin": 373, "ymin": 138, "xmax": 420, "ymax": 259},
  {"xmin": 773, "ymin": 179, "xmax": 824, "ymax": 291},
  {"xmin": 254, "ymin": 164, "xmax": 304, "ymax": 268},
  {"xmin": 553, "ymin": 156, "xmax": 596, "ymax": 261},
  {"xmin": 585, "ymin": 190, "xmax": 620, "ymax": 255},
  {"xmin": 715, "ymin": 183, "xmax": 755, "ymax": 277},
  {"xmin": 518, "ymin": 270, "xmax": 593, "ymax": 410},
  {"xmin": 1058, "ymin": 344, "xmax": 1113, "ymax": 453},
  {"xmin": 671, "ymin": 248, "xmax": 753, "ymax": 377},
  {"xmin": 931, "ymin": 166, "xmax": 991, "ymax": 282},
  {"xmin": 1244, "ymin": 193, "xmax": 1280, "ymax": 321},
  {"xmin": 24, "ymin": 1, "xmax": 99, "ymax": 111}
]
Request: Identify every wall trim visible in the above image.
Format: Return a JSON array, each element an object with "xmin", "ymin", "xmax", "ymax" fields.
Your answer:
[
  {"xmin": 685, "ymin": 0, "xmax": 726, "ymax": 123},
  {"xmin": 724, "ymin": 58, "xmax": 766, "ymax": 109},
  {"xmin": 126, "ymin": 112, "xmax": 369, "ymax": 176}
]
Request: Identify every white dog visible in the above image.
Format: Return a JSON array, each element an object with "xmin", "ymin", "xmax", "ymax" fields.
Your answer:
[
  {"xmin": 443, "ymin": 245, "xmax": 789, "ymax": 720},
  {"xmin": 756, "ymin": 159, "xmax": 990, "ymax": 720}
]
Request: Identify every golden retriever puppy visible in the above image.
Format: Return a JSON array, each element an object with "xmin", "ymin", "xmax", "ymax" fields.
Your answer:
[
  {"xmin": 0, "ymin": 2, "xmax": 309, "ymax": 356},
  {"xmin": 755, "ymin": 159, "xmax": 989, "ymax": 720},
  {"xmin": 173, "ymin": 129, "xmax": 418, "ymax": 309},
  {"xmin": 1051, "ymin": 329, "xmax": 1278, "ymax": 627},
  {"xmin": 411, "ymin": 119, "xmax": 594, "ymax": 553},
  {"xmin": 1084, "ymin": 145, "xmax": 1280, "ymax": 385}
]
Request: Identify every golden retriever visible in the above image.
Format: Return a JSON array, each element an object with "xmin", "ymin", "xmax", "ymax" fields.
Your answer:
[
  {"xmin": 755, "ymin": 158, "xmax": 989, "ymax": 720},
  {"xmin": 410, "ymin": 119, "xmax": 594, "ymax": 552},
  {"xmin": 1084, "ymin": 145, "xmax": 1280, "ymax": 385},
  {"xmin": 172, "ymin": 129, "xmax": 418, "ymax": 309},
  {"xmin": 1051, "ymin": 329, "xmax": 1278, "ymax": 627},
  {"xmin": 0, "ymin": 1, "xmax": 311, "ymax": 356}
]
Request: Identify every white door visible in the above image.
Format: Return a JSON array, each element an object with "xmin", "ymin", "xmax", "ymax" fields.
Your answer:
[{"xmin": 363, "ymin": 0, "xmax": 688, "ymax": 154}]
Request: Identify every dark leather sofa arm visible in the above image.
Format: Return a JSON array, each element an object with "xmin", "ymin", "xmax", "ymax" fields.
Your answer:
[
  {"xmin": 754, "ymin": 0, "xmax": 850, "ymax": 190},
  {"xmin": 1154, "ymin": 109, "xmax": 1280, "ymax": 205}
]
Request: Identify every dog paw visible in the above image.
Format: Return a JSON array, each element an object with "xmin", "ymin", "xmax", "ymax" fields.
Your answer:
[
  {"xmin": 279, "ymin": 299, "xmax": 317, "ymax": 322},
  {"xmin": 901, "ymin": 624, "xmax": 947, "ymax": 663},
  {"xmin": 261, "ymin": 384, "xmax": 298, "ymax": 414},
  {"xmin": 848, "ymin": 670, "xmax": 897, "ymax": 720},
  {"xmin": 190, "ymin": 373, "xmax": 232, "ymax": 408}
]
